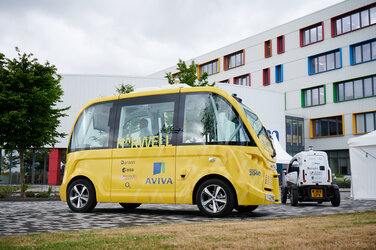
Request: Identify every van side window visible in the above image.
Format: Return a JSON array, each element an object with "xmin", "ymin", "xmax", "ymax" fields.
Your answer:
[
  {"xmin": 182, "ymin": 93, "xmax": 252, "ymax": 145},
  {"xmin": 117, "ymin": 101, "xmax": 175, "ymax": 148},
  {"xmin": 69, "ymin": 101, "xmax": 114, "ymax": 152}
]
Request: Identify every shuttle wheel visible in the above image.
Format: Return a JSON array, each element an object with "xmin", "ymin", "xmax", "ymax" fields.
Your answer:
[
  {"xmin": 291, "ymin": 187, "xmax": 299, "ymax": 206},
  {"xmin": 331, "ymin": 188, "xmax": 341, "ymax": 207},
  {"xmin": 67, "ymin": 179, "xmax": 97, "ymax": 212},
  {"xmin": 196, "ymin": 179, "xmax": 234, "ymax": 217},
  {"xmin": 235, "ymin": 205, "xmax": 258, "ymax": 213},
  {"xmin": 119, "ymin": 203, "xmax": 142, "ymax": 210}
]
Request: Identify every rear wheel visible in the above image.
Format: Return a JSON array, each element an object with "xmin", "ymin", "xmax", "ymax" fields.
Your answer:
[
  {"xmin": 281, "ymin": 187, "xmax": 288, "ymax": 204},
  {"xmin": 119, "ymin": 203, "xmax": 142, "ymax": 210},
  {"xmin": 331, "ymin": 188, "xmax": 341, "ymax": 207},
  {"xmin": 196, "ymin": 179, "xmax": 234, "ymax": 217},
  {"xmin": 291, "ymin": 188, "xmax": 298, "ymax": 206},
  {"xmin": 235, "ymin": 205, "xmax": 258, "ymax": 213},
  {"xmin": 67, "ymin": 179, "xmax": 97, "ymax": 212}
]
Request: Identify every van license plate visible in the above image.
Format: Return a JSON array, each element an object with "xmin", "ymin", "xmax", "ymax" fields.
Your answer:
[
  {"xmin": 266, "ymin": 194, "xmax": 275, "ymax": 201},
  {"xmin": 311, "ymin": 189, "xmax": 323, "ymax": 198}
]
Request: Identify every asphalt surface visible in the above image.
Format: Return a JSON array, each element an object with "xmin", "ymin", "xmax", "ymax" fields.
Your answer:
[{"xmin": 1, "ymin": 191, "xmax": 376, "ymax": 236}]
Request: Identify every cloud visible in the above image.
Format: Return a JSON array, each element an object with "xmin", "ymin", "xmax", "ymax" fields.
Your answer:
[{"xmin": 0, "ymin": 0, "xmax": 344, "ymax": 76}]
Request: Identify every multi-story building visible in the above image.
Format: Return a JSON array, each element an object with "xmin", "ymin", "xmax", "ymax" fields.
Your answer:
[{"xmin": 149, "ymin": 0, "xmax": 376, "ymax": 175}]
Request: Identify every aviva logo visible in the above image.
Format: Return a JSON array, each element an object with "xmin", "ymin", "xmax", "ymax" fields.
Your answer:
[
  {"xmin": 146, "ymin": 162, "xmax": 172, "ymax": 185},
  {"xmin": 153, "ymin": 162, "xmax": 165, "ymax": 175}
]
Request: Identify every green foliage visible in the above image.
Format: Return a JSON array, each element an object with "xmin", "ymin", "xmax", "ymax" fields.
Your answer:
[
  {"xmin": 0, "ymin": 47, "xmax": 69, "ymax": 196},
  {"xmin": 36, "ymin": 191, "xmax": 50, "ymax": 198},
  {"xmin": 336, "ymin": 178, "xmax": 351, "ymax": 188},
  {"xmin": 48, "ymin": 186, "xmax": 52, "ymax": 195},
  {"xmin": 116, "ymin": 83, "xmax": 134, "ymax": 94},
  {"xmin": 165, "ymin": 59, "xmax": 215, "ymax": 87},
  {"xmin": 21, "ymin": 184, "xmax": 28, "ymax": 192},
  {"xmin": 0, "ymin": 47, "xmax": 69, "ymax": 151},
  {"xmin": 0, "ymin": 186, "xmax": 17, "ymax": 198},
  {"xmin": 25, "ymin": 191, "xmax": 35, "ymax": 197}
]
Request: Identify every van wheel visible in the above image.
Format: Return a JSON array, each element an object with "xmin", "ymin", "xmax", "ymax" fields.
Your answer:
[
  {"xmin": 291, "ymin": 188, "xmax": 298, "ymax": 206},
  {"xmin": 281, "ymin": 187, "xmax": 288, "ymax": 204},
  {"xmin": 196, "ymin": 179, "xmax": 234, "ymax": 217},
  {"xmin": 235, "ymin": 205, "xmax": 258, "ymax": 213},
  {"xmin": 331, "ymin": 188, "xmax": 341, "ymax": 207},
  {"xmin": 67, "ymin": 179, "xmax": 97, "ymax": 212},
  {"xmin": 119, "ymin": 203, "xmax": 142, "ymax": 210}
]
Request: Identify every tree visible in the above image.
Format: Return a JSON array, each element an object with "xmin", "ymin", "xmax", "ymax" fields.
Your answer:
[
  {"xmin": 0, "ymin": 47, "xmax": 69, "ymax": 197},
  {"xmin": 165, "ymin": 59, "xmax": 215, "ymax": 87},
  {"xmin": 116, "ymin": 83, "xmax": 134, "ymax": 94}
]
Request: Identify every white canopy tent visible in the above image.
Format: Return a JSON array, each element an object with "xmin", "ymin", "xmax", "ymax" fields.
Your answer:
[
  {"xmin": 272, "ymin": 133, "xmax": 292, "ymax": 164},
  {"xmin": 348, "ymin": 131, "xmax": 376, "ymax": 200}
]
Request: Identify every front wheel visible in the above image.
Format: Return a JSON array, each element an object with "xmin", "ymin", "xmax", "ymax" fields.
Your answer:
[
  {"xmin": 67, "ymin": 179, "xmax": 97, "ymax": 212},
  {"xmin": 196, "ymin": 179, "xmax": 235, "ymax": 217}
]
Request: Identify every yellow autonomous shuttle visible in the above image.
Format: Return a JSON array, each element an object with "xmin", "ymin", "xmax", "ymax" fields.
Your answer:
[{"xmin": 60, "ymin": 86, "xmax": 280, "ymax": 217}]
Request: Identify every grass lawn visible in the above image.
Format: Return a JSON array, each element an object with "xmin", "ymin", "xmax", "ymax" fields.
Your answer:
[{"xmin": 0, "ymin": 211, "xmax": 375, "ymax": 249}]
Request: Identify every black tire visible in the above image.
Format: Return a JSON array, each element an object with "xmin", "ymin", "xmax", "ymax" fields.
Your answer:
[
  {"xmin": 291, "ymin": 188, "xmax": 299, "ymax": 206},
  {"xmin": 196, "ymin": 179, "xmax": 235, "ymax": 217},
  {"xmin": 235, "ymin": 205, "xmax": 258, "ymax": 213},
  {"xmin": 281, "ymin": 187, "xmax": 288, "ymax": 204},
  {"xmin": 67, "ymin": 179, "xmax": 97, "ymax": 212},
  {"xmin": 331, "ymin": 188, "xmax": 341, "ymax": 207},
  {"xmin": 119, "ymin": 203, "xmax": 142, "ymax": 210}
]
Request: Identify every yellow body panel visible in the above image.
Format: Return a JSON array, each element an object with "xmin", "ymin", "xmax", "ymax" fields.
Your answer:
[{"xmin": 60, "ymin": 86, "xmax": 280, "ymax": 207}]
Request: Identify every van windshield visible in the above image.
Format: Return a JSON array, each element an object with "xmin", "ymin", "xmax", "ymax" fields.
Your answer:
[{"xmin": 240, "ymin": 103, "xmax": 275, "ymax": 155}]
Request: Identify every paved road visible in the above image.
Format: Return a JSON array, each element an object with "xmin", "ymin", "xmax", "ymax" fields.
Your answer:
[{"xmin": 1, "ymin": 191, "xmax": 375, "ymax": 236}]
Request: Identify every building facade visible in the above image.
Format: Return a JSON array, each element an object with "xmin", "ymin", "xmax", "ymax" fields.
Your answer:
[
  {"xmin": 149, "ymin": 0, "xmax": 376, "ymax": 175},
  {"xmin": 1, "ymin": 0, "xmax": 375, "ymax": 185}
]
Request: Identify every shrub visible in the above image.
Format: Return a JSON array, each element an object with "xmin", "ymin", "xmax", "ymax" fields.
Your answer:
[
  {"xmin": 48, "ymin": 186, "xmax": 52, "ymax": 195},
  {"xmin": 25, "ymin": 191, "xmax": 35, "ymax": 197},
  {"xmin": 0, "ymin": 186, "xmax": 16, "ymax": 198},
  {"xmin": 36, "ymin": 192, "xmax": 50, "ymax": 198},
  {"xmin": 336, "ymin": 178, "xmax": 351, "ymax": 188}
]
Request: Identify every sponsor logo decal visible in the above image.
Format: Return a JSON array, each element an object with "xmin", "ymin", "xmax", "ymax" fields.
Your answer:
[
  {"xmin": 249, "ymin": 169, "xmax": 261, "ymax": 176},
  {"xmin": 153, "ymin": 162, "xmax": 165, "ymax": 175},
  {"xmin": 145, "ymin": 162, "xmax": 173, "ymax": 185}
]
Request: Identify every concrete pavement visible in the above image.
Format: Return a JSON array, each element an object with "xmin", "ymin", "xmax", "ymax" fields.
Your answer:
[{"xmin": 1, "ymin": 191, "xmax": 376, "ymax": 236}]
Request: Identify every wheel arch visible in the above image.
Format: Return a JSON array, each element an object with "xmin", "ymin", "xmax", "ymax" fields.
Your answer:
[
  {"xmin": 192, "ymin": 174, "xmax": 238, "ymax": 205},
  {"xmin": 67, "ymin": 175, "xmax": 96, "ymax": 198}
]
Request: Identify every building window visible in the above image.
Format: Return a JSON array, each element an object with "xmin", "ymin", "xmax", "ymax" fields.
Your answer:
[
  {"xmin": 332, "ymin": 3, "xmax": 376, "ymax": 37},
  {"xmin": 218, "ymin": 79, "xmax": 229, "ymax": 84},
  {"xmin": 350, "ymin": 38, "xmax": 376, "ymax": 65},
  {"xmin": 224, "ymin": 50, "xmax": 244, "ymax": 70},
  {"xmin": 302, "ymin": 85, "xmax": 325, "ymax": 107},
  {"xmin": 310, "ymin": 115, "xmax": 344, "ymax": 138},
  {"xmin": 334, "ymin": 75, "xmax": 376, "ymax": 102},
  {"xmin": 234, "ymin": 74, "xmax": 250, "ymax": 86},
  {"xmin": 325, "ymin": 150, "xmax": 350, "ymax": 175},
  {"xmin": 286, "ymin": 116, "xmax": 304, "ymax": 156},
  {"xmin": 198, "ymin": 59, "xmax": 219, "ymax": 77},
  {"xmin": 277, "ymin": 35, "xmax": 285, "ymax": 54},
  {"xmin": 300, "ymin": 22, "xmax": 324, "ymax": 46},
  {"xmin": 308, "ymin": 49, "xmax": 341, "ymax": 75},
  {"xmin": 275, "ymin": 64, "xmax": 283, "ymax": 83},
  {"xmin": 263, "ymin": 68, "xmax": 270, "ymax": 86},
  {"xmin": 264, "ymin": 40, "xmax": 272, "ymax": 58},
  {"xmin": 353, "ymin": 111, "xmax": 376, "ymax": 134}
]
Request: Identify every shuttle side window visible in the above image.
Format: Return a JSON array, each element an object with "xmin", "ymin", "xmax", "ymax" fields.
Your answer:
[
  {"xmin": 69, "ymin": 101, "xmax": 114, "ymax": 152},
  {"xmin": 182, "ymin": 93, "xmax": 254, "ymax": 145},
  {"xmin": 116, "ymin": 100, "xmax": 175, "ymax": 148}
]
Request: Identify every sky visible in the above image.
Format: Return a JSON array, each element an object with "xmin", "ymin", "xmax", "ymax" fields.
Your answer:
[{"xmin": 0, "ymin": 0, "xmax": 344, "ymax": 77}]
